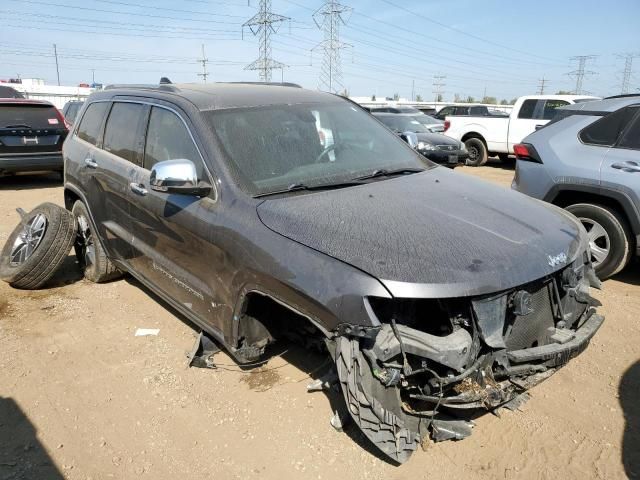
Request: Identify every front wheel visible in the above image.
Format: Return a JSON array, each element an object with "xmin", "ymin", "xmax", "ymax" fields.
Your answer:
[
  {"xmin": 566, "ymin": 203, "xmax": 633, "ymax": 280},
  {"xmin": 71, "ymin": 200, "xmax": 122, "ymax": 283},
  {"xmin": 464, "ymin": 138, "xmax": 488, "ymax": 166}
]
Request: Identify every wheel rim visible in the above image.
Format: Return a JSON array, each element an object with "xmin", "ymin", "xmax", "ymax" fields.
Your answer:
[
  {"xmin": 467, "ymin": 145, "xmax": 479, "ymax": 161},
  {"xmin": 76, "ymin": 214, "xmax": 96, "ymax": 268},
  {"xmin": 580, "ymin": 217, "xmax": 610, "ymax": 268},
  {"xmin": 10, "ymin": 213, "xmax": 48, "ymax": 266}
]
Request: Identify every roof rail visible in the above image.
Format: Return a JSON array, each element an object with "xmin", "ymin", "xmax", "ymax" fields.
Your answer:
[
  {"xmin": 104, "ymin": 83, "xmax": 180, "ymax": 92},
  {"xmin": 604, "ymin": 93, "xmax": 640, "ymax": 100},
  {"xmin": 223, "ymin": 81, "xmax": 302, "ymax": 88}
]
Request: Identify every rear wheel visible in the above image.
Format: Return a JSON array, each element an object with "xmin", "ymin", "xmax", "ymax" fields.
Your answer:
[
  {"xmin": 566, "ymin": 203, "xmax": 632, "ymax": 279},
  {"xmin": 72, "ymin": 200, "xmax": 122, "ymax": 283},
  {"xmin": 464, "ymin": 138, "xmax": 488, "ymax": 166}
]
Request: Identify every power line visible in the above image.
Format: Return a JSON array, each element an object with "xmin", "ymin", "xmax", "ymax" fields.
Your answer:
[
  {"xmin": 197, "ymin": 44, "xmax": 209, "ymax": 83},
  {"xmin": 617, "ymin": 53, "xmax": 640, "ymax": 95},
  {"xmin": 313, "ymin": 0, "xmax": 352, "ymax": 93},
  {"xmin": 567, "ymin": 55, "xmax": 597, "ymax": 95},
  {"xmin": 242, "ymin": 0, "xmax": 289, "ymax": 82},
  {"xmin": 432, "ymin": 74, "xmax": 446, "ymax": 102},
  {"xmin": 537, "ymin": 77, "xmax": 548, "ymax": 95}
]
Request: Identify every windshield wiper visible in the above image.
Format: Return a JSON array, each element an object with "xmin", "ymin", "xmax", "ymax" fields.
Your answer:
[
  {"xmin": 255, "ymin": 180, "xmax": 365, "ymax": 198},
  {"xmin": 353, "ymin": 167, "xmax": 425, "ymax": 181}
]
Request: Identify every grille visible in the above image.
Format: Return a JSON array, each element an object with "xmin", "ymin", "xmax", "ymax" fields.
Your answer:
[{"xmin": 505, "ymin": 282, "xmax": 555, "ymax": 351}]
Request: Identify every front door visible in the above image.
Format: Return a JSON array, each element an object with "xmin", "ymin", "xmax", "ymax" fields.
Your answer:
[{"xmin": 127, "ymin": 105, "xmax": 225, "ymax": 329}]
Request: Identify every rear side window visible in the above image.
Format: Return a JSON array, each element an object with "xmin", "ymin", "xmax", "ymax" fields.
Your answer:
[
  {"xmin": 77, "ymin": 102, "xmax": 109, "ymax": 145},
  {"xmin": 0, "ymin": 104, "xmax": 60, "ymax": 129},
  {"xmin": 580, "ymin": 107, "xmax": 637, "ymax": 147},
  {"xmin": 65, "ymin": 103, "xmax": 82, "ymax": 122},
  {"xmin": 144, "ymin": 107, "xmax": 203, "ymax": 178},
  {"xmin": 103, "ymin": 102, "xmax": 147, "ymax": 164},
  {"xmin": 518, "ymin": 100, "xmax": 538, "ymax": 119},
  {"xmin": 469, "ymin": 106, "xmax": 486, "ymax": 115},
  {"xmin": 617, "ymin": 109, "xmax": 640, "ymax": 150},
  {"xmin": 542, "ymin": 100, "xmax": 569, "ymax": 120}
]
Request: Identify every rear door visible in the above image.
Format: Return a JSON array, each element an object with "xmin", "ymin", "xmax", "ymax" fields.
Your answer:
[
  {"xmin": 127, "ymin": 104, "xmax": 222, "ymax": 325},
  {"xmin": 508, "ymin": 99, "xmax": 570, "ymax": 151},
  {"xmin": 600, "ymin": 106, "xmax": 640, "ymax": 195},
  {"xmin": 0, "ymin": 101, "xmax": 67, "ymax": 159},
  {"xmin": 83, "ymin": 101, "xmax": 149, "ymax": 263}
]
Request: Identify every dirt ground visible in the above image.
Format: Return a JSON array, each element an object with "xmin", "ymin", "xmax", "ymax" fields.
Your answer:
[{"xmin": 1, "ymin": 163, "xmax": 638, "ymax": 480}]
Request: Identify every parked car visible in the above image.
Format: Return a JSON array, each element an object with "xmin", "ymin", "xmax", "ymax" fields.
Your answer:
[
  {"xmin": 412, "ymin": 113, "xmax": 445, "ymax": 133},
  {"xmin": 0, "ymin": 99, "xmax": 68, "ymax": 177},
  {"xmin": 513, "ymin": 94, "xmax": 640, "ymax": 280},
  {"xmin": 434, "ymin": 104, "xmax": 498, "ymax": 120},
  {"xmin": 443, "ymin": 95, "xmax": 599, "ymax": 166},
  {"xmin": 373, "ymin": 112, "xmax": 466, "ymax": 166},
  {"xmin": 369, "ymin": 105, "xmax": 423, "ymax": 115},
  {"xmin": 0, "ymin": 85, "xmax": 24, "ymax": 99},
  {"xmin": 52, "ymin": 82, "xmax": 602, "ymax": 463},
  {"xmin": 62, "ymin": 100, "xmax": 84, "ymax": 126}
]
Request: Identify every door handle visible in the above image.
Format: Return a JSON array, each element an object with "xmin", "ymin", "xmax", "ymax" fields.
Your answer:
[
  {"xmin": 84, "ymin": 157, "xmax": 98, "ymax": 168},
  {"xmin": 611, "ymin": 162, "xmax": 640, "ymax": 173},
  {"xmin": 130, "ymin": 183, "xmax": 148, "ymax": 196}
]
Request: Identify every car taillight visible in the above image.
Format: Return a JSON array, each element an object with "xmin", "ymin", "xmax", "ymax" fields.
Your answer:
[
  {"xmin": 513, "ymin": 143, "xmax": 542, "ymax": 163},
  {"xmin": 444, "ymin": 120, "xmax": 450, "ymax": 132},
  {"xmin": 54, "ymin": 107, "xmax": 70, "ymax": 131}
]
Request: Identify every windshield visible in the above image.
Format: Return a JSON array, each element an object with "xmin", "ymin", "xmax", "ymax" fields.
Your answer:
[
  {"xmin": 205, "ymin": 102, "xmax": 432, "ymax": 196},
  {"xmin": 375, "ymin": 115, "xmax": 431, "ymax": 133},
  {"xmin": 412, "ymin": 115, "xmax": 441, "ymax": 126}
]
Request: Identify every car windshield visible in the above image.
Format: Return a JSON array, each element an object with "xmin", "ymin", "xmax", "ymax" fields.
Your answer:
[
  {"xmin": 412, "ymin": 115, "xmax": 440, "ymax": 125},
  {"xmin": 204, "ymin": 102, "xmax": 433, "ymax": 196},
  {"xmin": 375, "ymin": 115, "xmax": 431, "ymax": 133}
]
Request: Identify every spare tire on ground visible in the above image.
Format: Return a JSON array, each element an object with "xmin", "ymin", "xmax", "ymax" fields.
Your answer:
[{"xmin": 0, "ymin": 203, "xmax": 76, "ymax": 289}]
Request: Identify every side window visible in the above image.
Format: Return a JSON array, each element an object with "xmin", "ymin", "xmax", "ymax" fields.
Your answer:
[
  {"xmin": 103, "ymin": 102, "xmax": 147, "ymax": 164},
  {"xmin": 542, "ymin": 100, "xmax": 569, "ymax": 120},
  {"xmin": 437, "ymin": 107, "xmax": 452, "ymax": 118},
  {"xmin": 144, "ymin": 107, "xmax": 204, "ymax": 179},
  {"xmin": 617, "ymin": 109, "xmax": 640, "ymax": 150},
  {"xmin": 76, "ymin": 102, "xmax": 109, "ymax": 145},
  {"xmin": 580, "ymin": 107, "xmax": 638, "ymax": 147},
  {"xmin": 518, "ymin": 100, "xmax": 538, "ymax": 119},
  {"xmin": 470, "ymin": 106, "xmax": 485, "ymax": 116}
]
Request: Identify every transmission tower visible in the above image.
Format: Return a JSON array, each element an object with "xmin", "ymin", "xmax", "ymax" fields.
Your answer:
[
  {"xmin": 243, "ymin": 0, "xmax": 289, "ymax": 82},
  {"xmin": 313, "ymin": 0, "xmax": 352, "ymax": 93},
  {"xmin": 197, "ymin": 44, "xmax": 209, "ymax": 83},
  {"xmin": 432, "ymin": 74, "xmax": 446, "ymax": 102},
  {"xmin": 537, "ymin": 77, "xmax": 548, "ymax": 95},
  {"xmin": 617, "ymin": 53, "xmax": 640, "ymax": 95},
  {"xmin": 567, "ymin": 55, "xmax": 597, "ymax": 95}
]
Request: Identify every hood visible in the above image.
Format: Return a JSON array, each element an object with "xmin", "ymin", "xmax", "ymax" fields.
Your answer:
[
  {"xmin": 257, "ymin": 169, "xmax": 587, "ymax": 298},
  {"xmin": 415, "ymin": 132, "xmax": 459, "ymax": 145}
]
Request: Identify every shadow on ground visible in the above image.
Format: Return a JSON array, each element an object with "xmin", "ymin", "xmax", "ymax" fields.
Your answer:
[
  {"xmin": 611, "ymin": 261, "xmax": 640, "ymax": 286},
  {"xmin": 0, "ymin": 397, "xmax": 64, "ymax": 479},
  {"xmin": 0, "ymin": 172, "xmax": 62, "ymax": 191},
  {"xmin": 620, "ymin": 360, "xmax": 640, "ymax": 479}
]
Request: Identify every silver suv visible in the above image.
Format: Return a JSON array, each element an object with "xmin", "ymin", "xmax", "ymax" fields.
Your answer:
[{"xmin": 513, "ymin": 95, "xmax": 640, "ymax": 279}]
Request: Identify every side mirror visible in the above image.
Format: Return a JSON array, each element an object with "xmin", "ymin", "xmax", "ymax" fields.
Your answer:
[
  {"xmin": 150, "ymin": 159, "xmax": 211, "ymax": 197},
  {"xmin": 400, "ymin": 131, "xmax": 419, "ymax": 149}
]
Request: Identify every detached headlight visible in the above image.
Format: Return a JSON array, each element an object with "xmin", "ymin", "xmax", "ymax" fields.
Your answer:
[
  {"xmin": 460, "ymin": 142, "xmax": 467, "ymax": 152},
  {"xmin": 418, "ymin": 142, "xmax": 437, "ymax": 151}
]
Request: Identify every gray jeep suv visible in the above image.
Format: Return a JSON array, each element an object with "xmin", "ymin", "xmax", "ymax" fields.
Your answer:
[
  {"xmin": 61, "ymin": 82, "xmax": 603, "ymax": 464},
  {"xmin": 513, "ymin": 95, "xmax": 640, "ymax": 280}
]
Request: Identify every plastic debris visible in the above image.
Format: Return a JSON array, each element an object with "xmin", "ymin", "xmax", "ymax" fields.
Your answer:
[{"xmin": 135, "ymin": 328, "xmax": 160, "ymax": 337}]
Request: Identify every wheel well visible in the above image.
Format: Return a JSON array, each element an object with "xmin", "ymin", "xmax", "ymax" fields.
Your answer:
[
  {"xmin": 63, "ymin": 188, "xmax": 80, "ymax": 211},
  {"xmin": 551, "ymin": 190, "xmax": 636, "ymax": 236},
  {"xmin": 461, "ymin": 132, "xmax": 486, "ymax": 146},
  {"xmin": 236, "ymin": 291, "xmax": 326, "ymax": 357}
]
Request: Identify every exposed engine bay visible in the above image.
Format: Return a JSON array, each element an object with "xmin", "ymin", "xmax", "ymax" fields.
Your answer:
[{"xmin": 331, "ymin": 250, "xmax": 604, "ymax": 463}]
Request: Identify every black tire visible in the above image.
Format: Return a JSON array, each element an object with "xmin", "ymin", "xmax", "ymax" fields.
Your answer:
[
  {"xmin": 335, "ymin": 337, "xmax": 419, "ymax": 464},
  {"xmin": 0, "ymin": 203, "xmax": 76, "ymax": 289},
  {"xmin": 464, "ymin": 138, "xmax": 488, "ymax": 166},
  {"xmin": 71, "ymin": 200, "xmax": 122, "ymax": 283},
  {"xmin": 497, "ymin": 153, "xmax": 513, "ymax": 163},
  {"xmin": 566, "ymin": 203, "xmax": 633, "ymax": 280}
]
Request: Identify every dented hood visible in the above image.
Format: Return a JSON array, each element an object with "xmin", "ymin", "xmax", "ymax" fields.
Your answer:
[{"xmin": 257, "ymin": 168, "xmax": 587, "ymax": 298}]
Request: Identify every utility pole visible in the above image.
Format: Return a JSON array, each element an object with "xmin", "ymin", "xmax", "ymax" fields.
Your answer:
[
  {"xmin": 53, "ymin": 43, "xmax": 60, "ymax": 86},
  {"xmin": 91, "ymin": 68, "xmax": 95, "ymax": 84},
  {"xmin": 411, "ymin": 79, "xmax": 415, "ymax": 102},
  {"xmin": 567, "ymin": 55, "xmax": 597, "ymax": 95},
  {"xmin": 242, "ymin": 0, "xmax": 289, "ymax": 82},
  {"xmin": 617, "ymin": 53, "xmax": 640, "ymax": 95},
  {"xmin": 313, "ymin": 1, "xmax": 352, "ymax": 94},
  {"xmin": 432, "ymin": 74, "xmax": 446, "ymax": 102},
  {"xmin": 537, "ymin": 77, "xmax": 548, "ymax": 95},
  {"xmin": 197, "ymin": 44, "xmax": 209, "ymax": 83}
]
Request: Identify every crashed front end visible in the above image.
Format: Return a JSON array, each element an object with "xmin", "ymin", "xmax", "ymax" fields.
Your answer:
[{"xmin": 332, "ymin": 251, "xmax": 604, "ymax": 464}]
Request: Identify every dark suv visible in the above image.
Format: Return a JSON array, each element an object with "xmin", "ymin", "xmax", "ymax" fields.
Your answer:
[
  {"xmin": 62, "ymin": 82, "xmax": 603, "ymax": 464},
  {"xmin": 0, "ymin": 99, "xmax": 68, "ymax": 176}
]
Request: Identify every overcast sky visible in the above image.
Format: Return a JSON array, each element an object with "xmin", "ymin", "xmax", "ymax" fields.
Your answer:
[{"xmin": 1, "ymin": 0, "xmax": 638, "ymax": 100}]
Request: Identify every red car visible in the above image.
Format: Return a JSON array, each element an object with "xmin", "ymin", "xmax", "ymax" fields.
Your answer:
[{"xmin": 0, "ymin": 99, "xmax": 69, "ymax": 177}]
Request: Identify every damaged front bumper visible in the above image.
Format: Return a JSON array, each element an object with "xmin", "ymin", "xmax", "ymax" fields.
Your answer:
[{"xmin": 332, "ymin": 255, "xmax": 604, "ymax": 464}]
